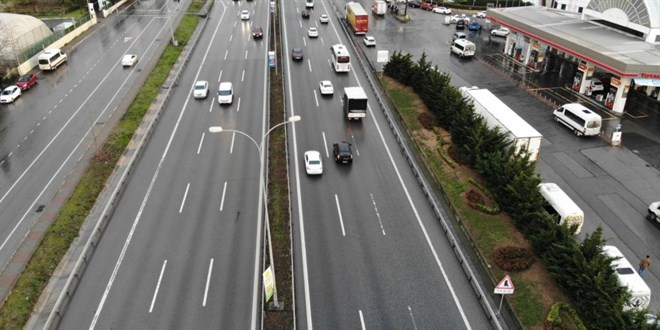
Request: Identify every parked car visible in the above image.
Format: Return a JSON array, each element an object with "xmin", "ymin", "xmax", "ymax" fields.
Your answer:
[
  {"xmin": 252, "ymin": 26, "xmax": 263, "ymax": 38},
  {"xmin": 476, "ymin": 11, "xmax": 487, "ymax": 18},
  {"xmin": 590, "ymin": 78, "xmax": 605, "ymax": 92},
  {"xmin": 319, "ymin": 80, "xmax": 334, "ymax": 95},
  {"xmin": 301, "ymin": 9, "xmax": 310, "ymax": 18},
  {"xmin": 193, "ymin": 80, "xmax": 209, "ymax": 99},
  {"xmin": 363, "ymin": 36, "xmax": 376, "ymax": 47},
  {"xmin": 333, "ymin": 141, "xmax": 353, "ymax": 164},
  {"xmin": 121, "ymin": 54, "xmax": 138, "ymax": 67},
  {"xmin": 420, "ymin": 3, "xmax": 434, "ymax": 10},
  {"xmin": 292, "ymin": 48, "xmax": 304, "ymax": 61},
  {"xmin": 308, "ymin": 27, "xmax": 319, "ymax": 38},
  {"xmin": 320, "ymin": 14, "xmax": 329, "ymax": 23},
  {"xmin": 16, "ymin": 74, "xmax": 37, "ymax": 90},
  {"xmin": 452, "ymin": 31, "xmax": 467, "ymax": 41},
  {"xmin": 648, "ymin": 201, "xmax": 660, "ymax": 223},
  {"xmin": 407, "ymin": 0, "xmax": 422, "ymax": 8},
  {"xmin": 491, "ymin": 27, "xmax": 510, "ymax": 37},
  {"xmin": 432, "ymin": 6, "xmax": 451, "ymax": 14},
  {"xmin": 456, "ymin": 19, "xmax": 466, "ymax": 30},
  {"xmin": 304, "ymin": 151, "xmax": 323, "ymax": 175},
  {"xmin": 0, "ymin": 85, "xmax": 21, "ymax": 104},
  {"xmin": 468, "ymin": 21, "xmax": 481, "ymax": 31},
  {"xmin": 449, "ymin": 14, "xmax": 469, "ymax": 23}
]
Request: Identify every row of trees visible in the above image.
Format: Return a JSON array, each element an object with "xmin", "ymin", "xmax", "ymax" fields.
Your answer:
[{"xmin": 384, "ymin": 51, "xmax": 651, "ymax": 328}]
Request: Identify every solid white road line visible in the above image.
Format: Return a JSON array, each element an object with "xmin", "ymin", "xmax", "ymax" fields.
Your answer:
[
  {"xmin": 230, "ymin": 132, "xmax": 236, "ymax": 154},
  {"xmin": 359, "ymin": 310, "xmax": 366, "ymax": 330},
  {"xmin": 203, "ymin": 258, "xmax": 214, "ymax": 307},
  {"xmin": 408, "ymin": 305, "xmax": 419, "ymax": 330},
  {"xmin": 149, "ymin": 260, "xmax": 167, "ymax": 313},
  {"xmin": 197, "ymin": 132, "xmax": 205, "ymax": 155},
  {"xmin": 334, "ymin": 194, "xmax": 346, "ymax": 236},
  {"xmin": 322, "ymin": 132, "xmax": 329, "ymax": 158},
  {"xmin": 220, "ymin": 181, "xmax": 227, "ymax": 212},
  {"xmin": 179, "ymin": 182, "xmax": 191, "ymax": 214},
  {"xmin": 313, "ymin": 90, "xmax": 319, "ymax": 107},
  {"xmin": 370, "ymin": 193, "xmax": 386, "ymax": 235}
]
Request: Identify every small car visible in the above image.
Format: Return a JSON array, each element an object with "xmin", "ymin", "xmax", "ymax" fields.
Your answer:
[
  {"xmin": 292, "ymin": 48, "xmax": 304, "ymax": 61},
  {"xmin": 121, "ymin": 54, "xmax": 138, "ymax": 67},
  {"xmin": 319, "ymin": 80, "xmax": 334, "ymax": 95},
  {"xmin": 420, "ymin": 3, "xmax": 434, "ymax": 10},
  {"xmin": 16, "ymin": 74, "xmax": 38, "ymax": 90},
  {"xmin": 590, "ymin": 78, "xmax": 605, "ymax": 92},
  {"xmin": 432, "ymin": 6, "xmax": 451, "ymax": 14},
  {"xmin": 407, "ymin": 0, "xmax": 421, "ymax": 8},
  {"xmin": 301, "ymin": 9, "xmax": 310, "ymax": 19},
  {"xmin": 476, "ymin": 11, "xmax": 487, "ymax": 18},
  {"xmin": 304, "ymin": 150, "xmax": 323, "ymax": 175},
  {"xmin": 491, "ymin": 27, "xmax": 510, "ymax": 37},
  {"xmin": 468, "ymin": 22, "xmax": 481, "ymax": 31},
  {"xmin": 456, "ymin": 19, "xmax": 466, "ymax": 30},
  {"xmin": 252, "ymin": 26, "xmax": 263, "ymax": 38},
  {"xmin": 240, "ymin": 10, "xmax": 250, "ymax": 20},
  {"xmin": 333, "ymin": 141, "xmax": 353, "ymax": 164},
  {"xmin": 363, "ymin": 36, "xmax": 376, "ymax": 47},
  {"xmin": 449, "ymin": 14, "xmax": 469, "ymax": 23},
  {"xmin": 0, "ymin": 85, "xmax": 21, "ymax": 104},
  {"xmin": 308, "ymin": 27, "xmax": 319, "ymax": 38},
  {"xmin": 319, "ymin": 14, "xmax": 329, "ymax": 23},
  {"xmin": 193, "ymin": 80, "xmax": 209, "ymax": 99},
  {"xmin": 452, "ymin": 32, "xmax": 467, "ymax": 41}
]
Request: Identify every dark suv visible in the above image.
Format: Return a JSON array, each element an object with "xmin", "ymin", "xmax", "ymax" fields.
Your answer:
[
  {"xmin": 333, "ymin": 141, "xmax": 353, "ymax": 164},
  {"xmin": 252, "ymin": 26, "xmax": 263, "ymax": 38},
  {"xmin": 456, "ymin": 19, "xmax": 466, "ymax": 30},
  {"xmin": 292, "ymin": 48, "xmax": 304, "ymax": 61}
]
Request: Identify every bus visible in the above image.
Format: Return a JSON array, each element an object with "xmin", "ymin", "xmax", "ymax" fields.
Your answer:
[
  {"xmin": 330, "ymin": 44, "xmax": 351, "ymax": 73},
  {"xmin": 538, "ymin": 183, "xmax": 584, "ymax": 234},
  {"xmin": 343, "ymin": 87, "xmax": 368, "ymax": 120},
  {"xmin": 346, "ymin": 2, "xmax": 368, "ymax": 34}
]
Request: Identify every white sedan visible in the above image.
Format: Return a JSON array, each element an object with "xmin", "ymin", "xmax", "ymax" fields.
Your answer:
[
  {"xmin": 308, "ymin": 27, "xmax": 319, "ymax": 38},
  {"xmin": 363, "ymin": 36, "xmax": 376, "ymax": 47},
  {"xmin": 319, "ymin": 14, "xmax": 329, "ymax": 23},
  {"xmin": 476, "ymin": 11, "xmax": 487, "ymax": 18},
  {"xmin": 193, "ymin": 80, "xmax": 209, "ymax": 99},
  {"xmin": 449, "ymin": 14, "xmax": 470, "ymax": 23},
  {"xmin": 319, "ymin": 80, "xmax": 334, "ymax": 95},
  {"xmin": 491, "ymin": 27, "xmax": 510, "ymax": 37},
  {"xmin": 0, "ymin": 85, "xmax": 21, "ymax": 104},
  {"xmin": 432, "ymin": 7, "xmax": 451, "ymax": 14},
  {"xmin": 240, "ymin": 10, "xmax": 250, "ymax": 20},
  {"xmin": 304, "ymin": 151, "xmax": 323, "ymax": 175},
  {"xmin": 121, "ymin": 54, "xmax": 138, "ymax": 67}
]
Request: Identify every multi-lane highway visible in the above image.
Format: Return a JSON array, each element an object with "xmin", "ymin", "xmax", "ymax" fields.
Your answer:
[{"xmin": 0, "ymin": 0, "xmax": 180, "ymax": 276}]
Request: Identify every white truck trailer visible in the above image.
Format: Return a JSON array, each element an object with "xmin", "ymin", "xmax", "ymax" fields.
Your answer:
[
  {"xmin": 372, "ymin": 0, "xmax": 386, "ymax": 16},
  {"xmin": 459, "ymin": 86, "xmax": 543, "ymax": 162}
]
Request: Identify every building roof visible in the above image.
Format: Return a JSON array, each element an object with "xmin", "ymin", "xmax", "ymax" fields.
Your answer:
[{"xmin": 487, "ymin": 6, "xmax": 660, "ymax": 77}]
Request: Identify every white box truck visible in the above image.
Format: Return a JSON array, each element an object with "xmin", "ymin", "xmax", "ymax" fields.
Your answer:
[
  {"xmin": 459, "ymin": 86, "xmax": 543, "ymax": 162},
  {"xmin": 372, "ymin": 1, "xmax": 386, "ymax": 16},
  {"xmin": 602, "ymin": 245, "xmax": 651, "ymax": 311}
]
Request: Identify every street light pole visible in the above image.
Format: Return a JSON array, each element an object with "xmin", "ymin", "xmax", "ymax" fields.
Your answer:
[{"xmin": 209, "ymin": 115, "xmax": 301, "ymax": 310}]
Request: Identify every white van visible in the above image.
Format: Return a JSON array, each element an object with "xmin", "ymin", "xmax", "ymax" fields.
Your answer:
[
  {"xmin": 450, "ymin": 39, "xmax": 475, "ymax": 58},
  {"xmin": 217, "ymin": 82, "xmax": 233, "ymax": 105},
  {"xmin": 538, "ymin": 183, "xmax": 584, "ymax": 234},
  {"xmin": 553, "ymin": 103, "xmax": 601, "ymax": 136},
  {"xmin": 38, "ymin": 48, "xmax": 67, "ymax": 71},
  {"xmin": 305, "ymin": 0, "xmax": 314, "ymax": 8},
  {"xmin": 602, "ymin": 245, "xmax": 651, "ymax": 311}
]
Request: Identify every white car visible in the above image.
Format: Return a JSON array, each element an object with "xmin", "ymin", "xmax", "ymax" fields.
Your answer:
[
  {"xmin": 319, "ymin": 80, "xmax": 334, "ymax": 95},
  {"xmin": 476, "ymin": 11, "xmax": 487, "ymax": 18},
  {"xmin": 491, "ymin": 27, "xmax": 510, "ymax": 37},
  {"xmin": 0, "ymin": 85, "xmax": 21, "ymax": 104},
  {"xmin": 121, "ymin": 54, "xmax": 138, "ymax": 67},
  {"xmin": 240, "ymin": 10, "xmax": 250, "ymax": 20},
  {"xmin": 432, "ymin": 7, "xmax": 451, "ymax": 14},
  {"xmin": 449, "ymin": 14, "xmax": 469, "ymax": 23},
  {"xmin": 304, "ymin": 151, "xmax": 323, "ymax": 175},
  {"xmin": 308, "ymin": 27, "xmax": 319, "ymax": 38},
  {"xmin": 193, "ymin": 80, "xmax": 209, "ymax": 99},
  {"xmin": 363, "ymin": 36, "xmax": 376, "ymax": 47},
  {"xmin": 319, "ymin": 14, "xmax": 329, "ymax": 23}
]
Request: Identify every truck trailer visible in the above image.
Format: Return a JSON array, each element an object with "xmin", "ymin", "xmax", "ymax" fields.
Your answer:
[
  {"xmin": 459, "ymin": 86, "xmax": 543, "ymax": 162},
  {"xmin": 372, "ymin": 0, "xmax": 386, "ymax": 16},
  {"xmin": 346, "ymin": 2, "xmax": 369, "ymax": 34}
]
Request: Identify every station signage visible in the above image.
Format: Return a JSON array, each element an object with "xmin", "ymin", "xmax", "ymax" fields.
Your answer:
[{"xmin": 641, "ymin": 73, "xmax": 660, "ymax": 79}]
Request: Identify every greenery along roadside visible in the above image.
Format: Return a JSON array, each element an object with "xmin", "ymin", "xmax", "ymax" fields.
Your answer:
[{"xmin": 0, "ymin": 2, "xmax": 204, "ymax": 327}]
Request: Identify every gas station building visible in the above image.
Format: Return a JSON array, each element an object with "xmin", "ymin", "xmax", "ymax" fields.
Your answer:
[{"xmin": 487, "ymin": 0, "xmax": 660, "ymax": 115}]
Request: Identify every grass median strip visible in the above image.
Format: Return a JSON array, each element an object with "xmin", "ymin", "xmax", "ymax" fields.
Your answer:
[{"xmin": 0, "ymin": 10, "xmax": 201, "ymax": 328}]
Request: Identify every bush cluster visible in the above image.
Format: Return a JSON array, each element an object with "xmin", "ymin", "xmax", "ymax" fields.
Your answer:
[
  {"xmin": 492, "ymin": 245, "xmax": 535, "ymax": 272},
  {"xmin": 384, "ymin": 51, "xmax": 649, "ymax": 328}
]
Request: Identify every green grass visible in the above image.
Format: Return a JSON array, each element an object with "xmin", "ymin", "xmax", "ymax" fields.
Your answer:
[
  {"xmin": 0, "ymin": 11, "xmax": 200, "ymax": 329},
  {"xmin": 383, "ymin": 82, "xmax": 421, "ymax": 131}
]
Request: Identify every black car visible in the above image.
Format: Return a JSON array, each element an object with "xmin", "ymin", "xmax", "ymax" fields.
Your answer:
[
  {"xmin": 408, "ymin": 0, "xmax": 422, "ymax": 8},
  {"xmin": 333, "ymin": 141, "xmax": 353, "ymax": 164},
  {"xmin": 252, "ymin": 26, "xmax": 263, "ymax": 38},
  {"xmin": 292, "ymin": 48, "xmax": 304, "ymax": 61},
  {"xmin": 456, "ymin": 19, "xmax": 466, "ymax": 30},
  {"xmin": 302, "ymin": 9, "xmax": 310, "ymax": 19}
]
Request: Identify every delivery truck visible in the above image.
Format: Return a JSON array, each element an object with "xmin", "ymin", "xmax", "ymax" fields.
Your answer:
[
  {"xmin": 343, "ymin": 87, "xmax": 368, "ymax": 120},
  {"xmin": 346, "ymin": 2, "xmax": 369, "ymax": 34},
  {"xmin": 459, "ymin": 86, "xmax": 543, "ymax": 162},
  {"xmin": 372, "ymin": 0, "xmax": 386, "ymax": 16}
]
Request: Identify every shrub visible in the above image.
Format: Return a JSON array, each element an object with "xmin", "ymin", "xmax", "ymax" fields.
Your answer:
[
  {"xmin": 492, "ymin": 246, "xmax": 535, "ymax": 272},
  {"xmin": 418, "ymin": 111, "xmax": 436, "ymax": 130}
]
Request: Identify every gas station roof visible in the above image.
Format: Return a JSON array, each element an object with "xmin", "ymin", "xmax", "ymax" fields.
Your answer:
[{"xmin": 487, "ymin": 6, "xmax": 660, "ymax": 77}]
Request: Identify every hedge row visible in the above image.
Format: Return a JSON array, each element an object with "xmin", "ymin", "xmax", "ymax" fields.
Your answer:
[{"xmin": 383, "ymin": 51, "xmax": 651, "ymax": 329}]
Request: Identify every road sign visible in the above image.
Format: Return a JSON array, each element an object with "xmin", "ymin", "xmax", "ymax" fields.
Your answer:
[
  {"xmin": 263, "ymin": 266, "xmax": 274, "ymax": 302},
  {"xmin": 494, "ymin": 274, "xmax": 515, "ymax": 294},
  {"xmin": 377, "ymin": 50, "xmax": 389, "ymax": 63}
]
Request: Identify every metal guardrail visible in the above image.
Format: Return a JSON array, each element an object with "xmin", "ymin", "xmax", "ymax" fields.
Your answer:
[
  {"xmin": 40, "ymin": 7, "xmax": 210, "ymax": 330},
  {"xmin": 331, "ymin": 6, "xmax": 504, "ymax": 330}
]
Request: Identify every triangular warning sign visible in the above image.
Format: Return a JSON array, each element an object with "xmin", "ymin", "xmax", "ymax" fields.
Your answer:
[{"xmin": 494, "ymin": 274, "xmax": 515, "ymax": 294}]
